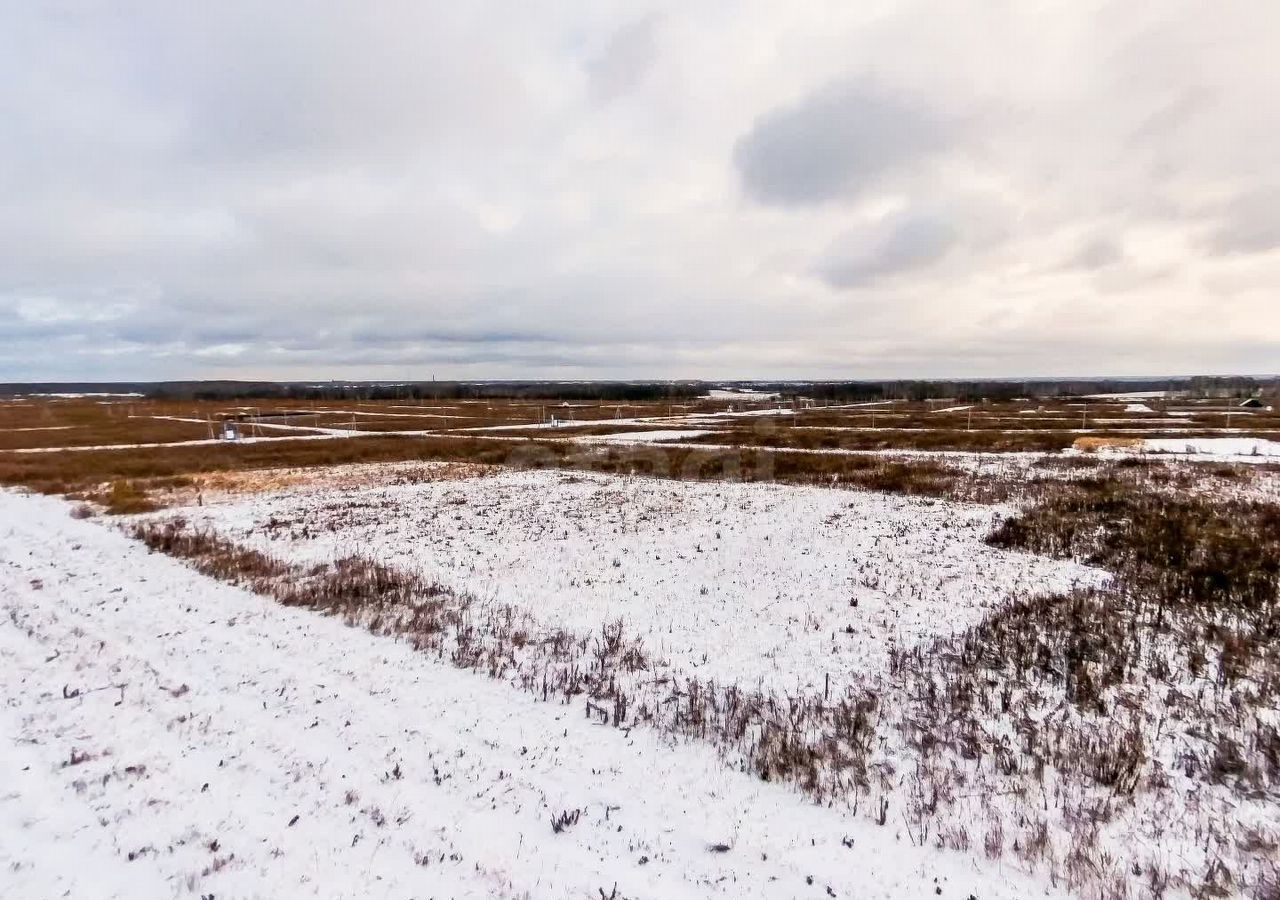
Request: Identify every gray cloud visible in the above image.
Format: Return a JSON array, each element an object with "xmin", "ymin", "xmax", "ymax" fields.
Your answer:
[
  {"xmin": 586, "ymin": 15, "xmax": 660, "ymax": 103},
  {"xmin": 1206, "ymin": 189, "xmax": 1280, "ymax": 255},
  {"xmin": 818, "ymin": 214, "xmax": 957, "ymax": 287},
  {"xmin": 1064, "ymin": 236, "xmax": 1125, "ymax": 270},
  {"xmin": 733, "ymin": 79, "xmax": 948, "ymax": 206}
]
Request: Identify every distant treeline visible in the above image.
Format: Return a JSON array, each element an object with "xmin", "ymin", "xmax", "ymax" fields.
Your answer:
[
  {"xmin": 171, "ymin": 382, "xmax": 709, "ymax": 402},
  {"xmin": 0, "ymin": 381, "xmax": 708, "ymax": 402},
  {"xmin": 0, "ymin": 376, "xmax": 1275, "ymax": 402},
  {"xmin": 778, "ymin": 376, "xmax": 1278, "ymax": 403}
]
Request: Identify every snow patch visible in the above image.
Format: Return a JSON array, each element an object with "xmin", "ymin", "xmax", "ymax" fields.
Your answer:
[{"xmin": 1142, "ymin": 437, "xmax": 1280, "ymax": 458}]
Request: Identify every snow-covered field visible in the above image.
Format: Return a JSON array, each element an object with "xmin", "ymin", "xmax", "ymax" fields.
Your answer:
[
  {"xmin": 172, "ymin": 467, "xmax": 1104, "ymax": 693},
  {"xmin": 1141, "ymin": 436, "xmax": 1280, "ymax": 458},
  {"xmin": 7, "ymin": 455, "xmax": 1275, "ymax": 899},
  {"xmin": 1, "ymin": 488, "xmax": 1065, "ymax": 899}
]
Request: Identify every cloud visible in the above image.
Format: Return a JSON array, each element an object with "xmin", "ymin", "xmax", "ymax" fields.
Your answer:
[
  {"xmin": 0, "ymin": 2, "xmax": 1277, "ymax": 381},
  {"xmin": 818, "ymin": 214, "xmax": 957, "ymax": 287},
  {"xmin": 586, "ymin": 15, "xmax": 660, "ymax": 103},
  {"xmin": 733, "ymin": 78, "xmax": 948, "ymax": 207},
  {"xmin": 1064, "ymin": 236, "xmax": 1125, "ymax": 270},
  {"xmin": 1206, "ymin": 189, "xmax": 1280, "ymax": 256}
]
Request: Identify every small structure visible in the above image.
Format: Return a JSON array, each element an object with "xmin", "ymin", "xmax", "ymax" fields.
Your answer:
[
  {"xmin": 1239, "ymin": 397, "xmax": 1265, "ymax": 409},
  {"xmin": 221, "ymin": 421, "xmax": 241, "ymax": 442}
]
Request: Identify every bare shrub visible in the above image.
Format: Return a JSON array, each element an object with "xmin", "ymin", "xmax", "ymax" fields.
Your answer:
[{"xmin": 550, "ymin": 808, "xmax": 581, "ymax": 834}]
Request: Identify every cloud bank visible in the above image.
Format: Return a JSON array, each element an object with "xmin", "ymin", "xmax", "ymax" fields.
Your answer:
[{"xmin": 1, "ymin": 1, "xmax": 1278, "ymax": 380}]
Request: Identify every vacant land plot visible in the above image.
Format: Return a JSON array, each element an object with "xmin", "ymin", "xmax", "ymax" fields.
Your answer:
[
  {"xmin": 4, "ymin": 390, "xmax": 1279, "ymax": 899},
  {"xmin": 111, "ymin": 455, "xmax": 1279, "ymax": 898},
  {"xmin": 4, "ymin": 395, "xmax": 1278, "ymax": 459},
  {"xmin": 166, "ymin": 466, "xmax": 1103, "ymax": 692},
  {"xmin": 4, "ymin": 489, "xmax": 1077, "ymax": 900}
]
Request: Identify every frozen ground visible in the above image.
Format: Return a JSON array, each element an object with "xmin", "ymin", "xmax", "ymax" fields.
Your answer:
[
  {"xmin": 0, "ymin": 488, "xmax": 1063, "ymax": 900},
  {"xmin": 173, "ymin": 468, "xmax": 1104, "ymax": 694}
]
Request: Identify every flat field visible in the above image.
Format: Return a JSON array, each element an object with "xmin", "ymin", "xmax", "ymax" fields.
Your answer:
[
  {"xmin": 4, "ymin": 393, "xmax": 1279, "ymax": 459},
  {"xmin": 2, "ymin": 391, "xmax": 1279, "ymax": 899},
  {"xmin": 173, "ymin": 465, "xmax": 1103, "ymax": 692}
]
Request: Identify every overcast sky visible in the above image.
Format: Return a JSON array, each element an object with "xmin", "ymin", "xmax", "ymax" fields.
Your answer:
[{"xmin": 3, "ymin": 1, "xmax": 1278, "ymax": 381}]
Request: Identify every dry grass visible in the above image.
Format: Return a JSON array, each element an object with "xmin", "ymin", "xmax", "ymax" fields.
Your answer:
[
  {"xmin": 1, "ymin": 430, "xmax": 1027, "ymax": 513},
  {"xmin": 687, "ymin": 425, "xmax": 1082, "ymax": 453},
  {"xmin": 1074, "ymin": 436, "xmax": 1145, "ymax": 452},
  {"xmin": 0, "ymin": 435, "xmax": 511, "ymax": 499},
  {"xmin": 160, "ymin": 461, "xmax": 496, "ymax": 504}
]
